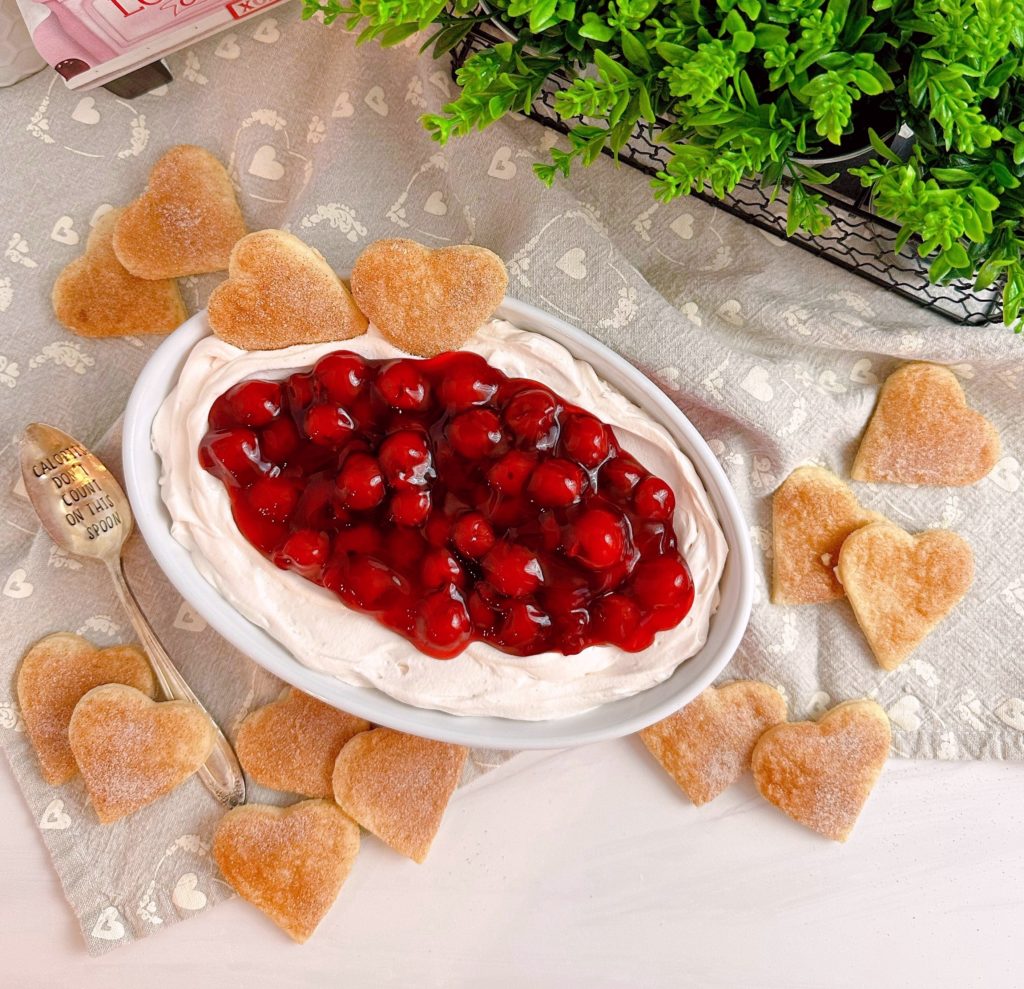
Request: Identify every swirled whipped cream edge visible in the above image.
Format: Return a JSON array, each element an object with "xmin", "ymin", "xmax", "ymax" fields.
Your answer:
[{"xmin": 153, "ymin": 319, "xmax": 728, "ymax": 720}]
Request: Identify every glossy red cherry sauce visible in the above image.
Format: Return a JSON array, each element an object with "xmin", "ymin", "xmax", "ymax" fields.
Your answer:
[{"xmin": 199, "ymin": 349, "xmax": 694, "ymax": 660}]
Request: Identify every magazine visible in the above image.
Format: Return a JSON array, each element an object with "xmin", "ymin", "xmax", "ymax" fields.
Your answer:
[{"xmin": 14, "ymin": 0, "xmax": 290, "ymax": 91}]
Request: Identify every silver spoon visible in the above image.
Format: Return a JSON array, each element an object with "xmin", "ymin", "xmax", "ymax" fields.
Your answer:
[{"xmin": 19, "ymin": 422, "xmax": 245, "ymax": 808}]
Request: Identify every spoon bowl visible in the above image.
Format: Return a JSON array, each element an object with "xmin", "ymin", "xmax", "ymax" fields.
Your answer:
[{"xmin": 20, "ymin": 422, "xmax": 133, "ymax": 561}]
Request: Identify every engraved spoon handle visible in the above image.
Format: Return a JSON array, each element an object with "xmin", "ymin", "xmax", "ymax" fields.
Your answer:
[{"xmin": 106, "ymin": 558, "xmax": 246, "ymax": 808}]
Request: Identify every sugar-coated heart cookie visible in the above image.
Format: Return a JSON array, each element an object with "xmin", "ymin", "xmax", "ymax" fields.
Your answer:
[
  {"xmin": 851, "ymin": 362, "xmax": 1000, "ymax": 486},
  {"xmin": 68, "ymin": 684, "xmax": 214, "ymax": 823},
  {"xmin": 751, "ymin": 699, "xmax": 890, "ymax": 841},
  {"xmin": 236, "ymin": 688, "xmax": 370, "ymax": 799},
  {"xmin": 350, "ymin": 238, "xmax": 508, "ymax": 356},
  {"xmin": 332, "ymin": 728, "xmax": 468, "ymax": 863},
  {"xmin": 207, "ymin": 229, "xmax": 368, "ymax": 350},
  {"xmin": 836, "ymin": 521, "xmax": 973, "ymax": 670},
  {"xmin": 16, "ymin": 633, "xmax": 157, "ymax": 786},
  {"xmin": 212, "ymin": 800, "xmax": 360, "ymax": 943},
  {"xmin": 772, "ymin": 466, "xmax": 884, "ymax": 605},
  {"xmin": 639, "ymin": 681, "xmax": 788, "ymax": 805},
  {"xmin": 112, "ymin": 145, "xmax": 247, "ymax": 278},
  {"xmin": 52, "ymin": 209, "xmax": 187, "ymax": 338}
]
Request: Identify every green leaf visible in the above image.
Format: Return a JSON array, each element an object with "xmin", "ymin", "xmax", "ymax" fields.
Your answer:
[
  {"xmin": 867, "ymin": 128, "xmax": 901, "ymax": 164},
  {"xmin": 379, "ymin": 22, "xmax": 421, "ymax": 47},
  {"xmin": 732, "ymin": 30, "xmax": 756, "ymax": 53},
  {"xmin": 579, "ymin": 13, "xmax": 616, "ymax": 42},
  {"xmin": 620, "ymin": 28, "xmax": 652, "ymax": 69},
  {"xmin": 529, "ymin": 0, "xmax": 558, "ymax": 32}
]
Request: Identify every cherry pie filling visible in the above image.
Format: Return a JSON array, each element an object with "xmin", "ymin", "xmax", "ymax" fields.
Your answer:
[{"xmin": 199, "ymin": 349, "xmax": 694, "ymax": 660}]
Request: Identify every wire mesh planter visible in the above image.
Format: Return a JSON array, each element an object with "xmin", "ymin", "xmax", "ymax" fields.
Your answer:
[{"xmin": 451, "ymin": 23, "xmax": 1002, "ymax": 328}]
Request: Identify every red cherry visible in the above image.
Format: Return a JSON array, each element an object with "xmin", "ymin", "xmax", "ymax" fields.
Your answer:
[
  {"xmin": 341, "ymin": 556, "xmax": 408, "ymax": 609},
  {"xmin": 386, "ymin": 527, "xmax": 427, "ymax": 566},
  {"xmin": 561, "ymin": 413, "xmax": 610, "ymax": 468},
  {"xmin": 293, "ymin": 477, "xmax": 339, "ymax": 529},
  {"xmin": 593, "ymin": 594, "xmax": 643, "ymax": 648},
  {"xmin": 390, "ymin": 490, "xmax": 431, "ymax": 527},
  {"xmin": 486, "ymin": 450, "xmax": 537, "ymax": 496},
  {"xmin": 600, "ymin": 457, "xmax": 646, "ymax": 497},
  {"xmin": 503, "ymin": 387, "xmax": 559, "ymax": 448},
  {"xmin": 437, "ymin": 352, "xmax": 500, "ymax": 409},
  {"xmin": 633, "ymin": 520, "xmax": 673, "ymax": 556},
  {"xmin": 207, "ymin": 379, "xmax": 282, "ymax": 430},
  {"xmin": 228, "ymin": 492, "xmax": 287, "ymax": 553},
  {"xmin": 630, "ymin": 557, "xmax": 694, "ymax": 611},
  {"xmin": 315, "ymin": 352, "xmax": 368, "ymax": 404},
  {"xmin": 543, "ymin": 584, "xmax": 590, "ymax": 619},
  {"xmin": 467, "ymin": 589, "xmax": 498, "ymax": 632},
  {"xmin": 415, "ymin": 588, "xmax": 471, "ymax": 656},
  {"xmin": 527, "ymin": 458, "xmax": 585, "ymax": 507},
  {"xmin": 275, "ymin": 529, "xmax": 329, "ymax": 576},
  {"xmin": 259, "ymin": 417, "xmax": 300, "ymax": 463},
  {"xmin": 285, "ymin": 371, "xmax": 317, "ymax": 410},
  {"xmin": 496, "ymin": 601, "xmax": 551, "ymax": 649},
  {"xmin": 482, "ymin": 543, "xmax": 544, "ymax": 597},
  {"xmin": 336, "ymin": 453, "xmax": 385, "ymax": 510},
  {"xmin": 304, "ymin": 403, "xmax": 355, "ymax": 446},
  {"xmin": 451, "ymin": 512, "xmax": 495, "ymax": 558},
  {"xmin": 567, "ymin": 508, "xmax": 626, "ymax": 570},
  {"xmin": 424, "ymin": 512, "xmax": 451, "ymax": 548},
  {"xmin": 376, "ymin": 360, "xmax": 431, "ymax": 411},
  {"xmin": 333, "ymin": 522, "xmax": 382, "ymax": 556},
  {"xmin": 246, "ymin": 476, "xmax": 301, "ymax": 523},
  {"xmin": 447, "ymin": 408, "xmax": 503, "ymax": 459},
  {"xmin": 634, "ymin": 476, "xmax": 676, "ymax": 521},
  {"xmin": 378, "ymin": 429, "xmax": 433, "ymax": 489},
  {"xmin": 421, "ymin": 549, "xmax": 465, "ymax": 590},
  {"xmin": 199, "ymin": 428, "xmax": 267, "ymax": 485}
]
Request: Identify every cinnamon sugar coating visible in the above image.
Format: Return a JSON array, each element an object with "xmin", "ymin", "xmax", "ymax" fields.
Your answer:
[
  {"xmin": 332, "ymin": 728, "xmax": 467, "ymax": 863},
  {"xmin": 837, "ymin": 521, "xmax": 973, "ymax": 670},
  {"xmin": 772, "ymin": 466, "xmax": 884, "ymax": 605},
  {"xmin": 350, "ymin": 238, "xmax": 507, "ymax": 357},
  {"xmin": 68, "ymin": 684, "xmax": 214, "ymax": 823},
  {"xmin": 16, "ymin": 633, "xmax": 157, "ymax": 785},
  {"xmin": 207, "ymin": 229, "xmax": 367, "ymax": 349},
  {"xmin": 112, "ymin": 144, "xmax": 246, "ymax": 278},
  {"xmin": 640, "ymin": 681, "xmax": 788, "ymax": 805},
  {"xmin": 236, "ymin": 687, "xmax": 369, "ymax": 799},
  {"xmin": 52, "ymin": 208, "xmax": 187, "ymax": 338},
  {"xmin": 213, "ymin": 801, "xmax": 360, "ymax": 943},
  {"xmin": 852, "ymin": 362, "xmax": 1000, "ymax": 486},
  {"xmin": 752, "ymin": 699, "xmax": 890, "ymax": 842}
]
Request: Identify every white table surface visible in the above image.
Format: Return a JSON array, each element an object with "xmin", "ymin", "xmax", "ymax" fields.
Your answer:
[{"xmin": 2, "ymin": 742, "xmax": 1020, "ymax": 987}]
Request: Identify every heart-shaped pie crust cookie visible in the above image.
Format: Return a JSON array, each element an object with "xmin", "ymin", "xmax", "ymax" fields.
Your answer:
[
  {"xmin": 772, "ymin": 466, "xmax": 884, "ymax": 605},
  {"xmin": 52, "ymin": 209, "xmax": 187, "ymax": 338},
  {"xmin": 350, "ymin": 238, "xmax": 508, "ymax": 356},
  {"xmin": 852, "ymin": 362, "xmax": 1000, "ymax": 486},
  {"xmin": 639, "ymin": 681, "xmax": 788, "ymax": 805},
  {"xmin": 212, "ymin": 800, "xmax": 360, "ymax": 942},
  {"xmin": 751, "ymin": 699, "xmax": 890, "ymax": 841},
  {"xmin": 68, "ymin": 684, "xmax": 214, "ymax": 823},
  {"xmin": 837, "ymin": 521, "xmax": 973, "ymax": 670},
  {"xmin": 17, "ymin": 633, "xmax": 157, "ymax": 786},
  {"xmin": 236, "ymin": 688, "xmax": 370, "ymax": 799},
  {"xmin": 332, "ymin": 728, "xmax": 468, "ymax": 863},
  {"xmin": 207, "ymin": 229, "xmax": 368, "ymax": 350},
  {"xmin": 112, "ymin": 145, "xmax": 247, "ymax": 278}
]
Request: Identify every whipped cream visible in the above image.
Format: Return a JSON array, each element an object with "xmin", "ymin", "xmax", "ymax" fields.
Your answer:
[{"xmin": 153, "ymin": 320, "xmax": 728, "ymax": 719}]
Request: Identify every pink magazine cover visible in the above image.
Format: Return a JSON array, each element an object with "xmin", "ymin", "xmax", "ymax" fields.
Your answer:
[{"xmin": 15, "ymin": 0, "xmax": 290, "ymax": 89}]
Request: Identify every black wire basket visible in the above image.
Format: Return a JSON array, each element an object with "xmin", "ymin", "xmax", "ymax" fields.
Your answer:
[{"xmin": 451, "ymin": 23, "xmax": 1002, "ymax": 328}]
